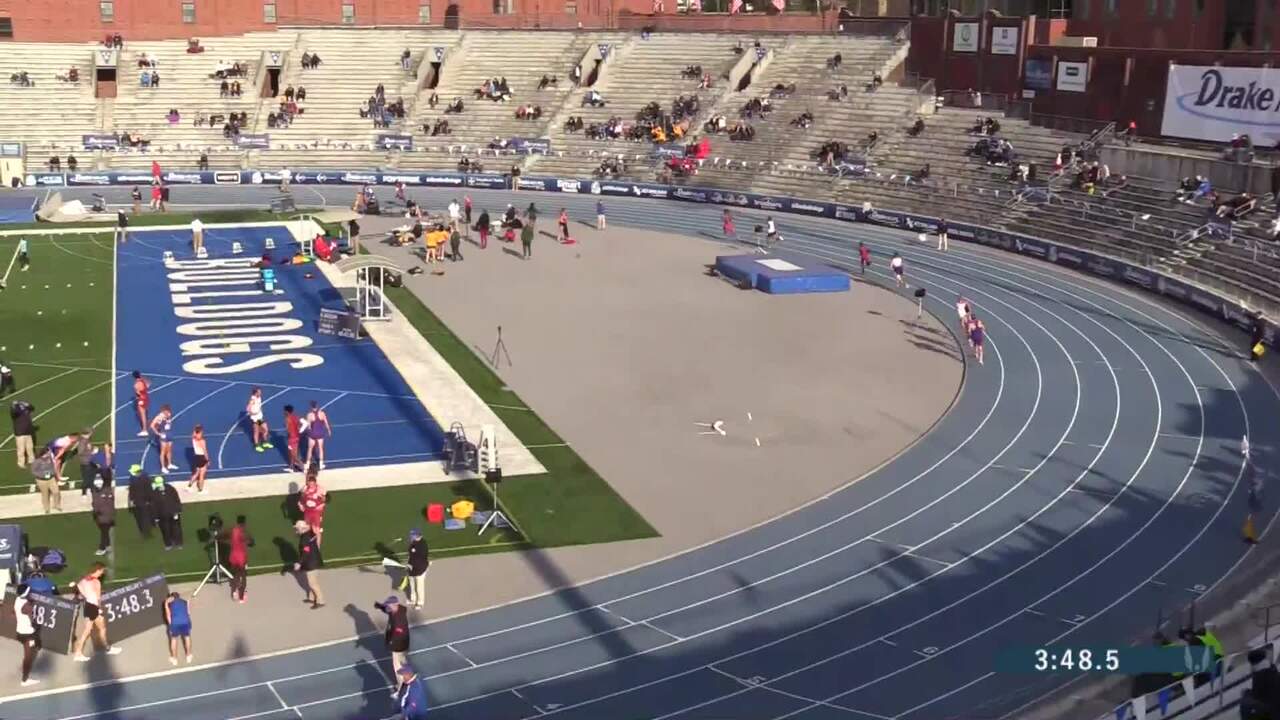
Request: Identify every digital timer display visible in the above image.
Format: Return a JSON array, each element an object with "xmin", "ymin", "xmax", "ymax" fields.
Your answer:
[{"xmin": 995, "ymin": 646, "xmax": 1219, "ymax": 675}]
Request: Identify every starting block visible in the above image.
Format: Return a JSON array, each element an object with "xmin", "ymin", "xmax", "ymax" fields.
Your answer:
[
  {"xmin": 231, "ymin": 241, "xmax": 243, "ymax": 255},
  {"xmin": 162, "ymin": 250, "xmax": 174, "ymax": 262},
  {"xmin": 195, "ymin": 246, "xmax": 209, "ymax": 259},
  {"xmin": 261, "ymin": 267, "xmax": 276, "ymax": 292},
  {"xmin": 265, "ymin": 237, "xmax": 275, "ymax": 250}
]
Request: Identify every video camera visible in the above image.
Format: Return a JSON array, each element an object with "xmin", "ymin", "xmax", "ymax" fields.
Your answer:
[{"xmin": 10, "ymin": 400, "xmax": 33, "ymax": 419}]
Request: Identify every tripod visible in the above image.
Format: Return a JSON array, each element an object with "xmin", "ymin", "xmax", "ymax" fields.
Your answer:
[
  {"xmin": 490, "ymin": 325, "xmax": 512, "ymax": 369},
  {"xmin": 478, "ymin": 471, "xmax": 517, "ymax": 537},
  {"xmin": 192, "ymin": 537, "xmax": 234, "ymax": 597}
]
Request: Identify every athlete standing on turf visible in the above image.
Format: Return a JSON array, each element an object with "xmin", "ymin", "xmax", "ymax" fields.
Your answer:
[
  {"xmin": 188, "ymin": 424, "xmax": 209, "ymax": 492},
  {"xmin": 283, "ymin": 405, "xmax": 304, "ymax": 473},
  {"xmin": 149, "ymin": 405, "xmax": 178, "ymax": 472},
  {"xmin": 304, "ymin": 401, "xmax": 331, "ymax": 470},
  {"xmin": 246, "ymin": 388, "xmax": 272, "ymax": 454},
  {"xmin": 132, "ymin": 371, "xmax": 150, "ymax": 437}
]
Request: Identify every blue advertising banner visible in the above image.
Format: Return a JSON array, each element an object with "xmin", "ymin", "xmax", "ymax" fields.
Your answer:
[
  {"xmin": 378, "ymin": 172, "xmax": 424, "ymax": 186},
  {"xmin": 514, "ymin": 176, "xmax": 557, "ymax": 192},
  {"xmin": 0, "ymin": 142, "xmax": 21, "ymax": 157},
  {"xmin": 235, "ymin": 133, "xmax": 270, "ymax": 149},
  {"xmin": 417, "ymin": 173, "xmax": 466, "ymax": 187},
  {"xmin": 651, "ymin": 143, "xmax": 686, "ymax": 159},
  {"xmin": 1025, "ymin": 58, "xmax": 1053, "ymax": 90},
  {"xmin": 159, "ymin": 171, "xmax": 208, "ymax": 185},
  {"xmin": 24, "ymin": 172, "xmax": 65, "ymax": 187},
  {"xmin": 376, "ymin": 134, "xmax": 414, "ymax": 151},
  {"xmin": 465, "ymin": 173, "xmax": 508, "ymax": 189},
  {"xmin": 82, "ymin": 134, "xmax": 119, "ymax": 150},
  {"xmin": 66, "ymin": 172, "xmax": 115, "ymax": 186}
]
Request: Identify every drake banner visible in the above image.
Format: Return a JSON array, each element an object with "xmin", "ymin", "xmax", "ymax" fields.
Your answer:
[{"xmin": 1161, "ymin": 64, "xmax": 1280, "ymax": 142}]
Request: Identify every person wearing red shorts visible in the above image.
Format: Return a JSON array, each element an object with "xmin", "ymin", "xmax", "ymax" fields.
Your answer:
[
  {"xmin": 298, "ymin": 471, "xmax": 326, "ymax": 546},
  {"xmin": 132, "ymin": 371, "xmax": 150, "ymax": 437},
  {"xmin": 283, "ymin": 405, "xmax": 303, "ymax": 473}
]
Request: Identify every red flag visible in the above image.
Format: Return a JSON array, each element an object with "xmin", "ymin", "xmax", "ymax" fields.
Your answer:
[{"xmin": 151, "ymin": 161, "xmax": 161, "ymax": 179}]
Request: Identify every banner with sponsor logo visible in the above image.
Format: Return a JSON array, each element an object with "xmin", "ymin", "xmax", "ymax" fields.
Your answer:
[
  {"xmin": 160, "ymin": 171, "xmax": 207, "ymax": 185},
  {"xmin": 1057, "ymin": 61, "xmax": 1088, "ymax": 93},
  {"xmin": 213, "ymin": 171, "xmax": 241, "ymax": 185},
  {"xmin": 375, "ymin": 134, "xmax": 414, "ymax": 151},
  {"xmin": 555, "ymin": 178, "xmax": 583, "ymax": 193},
  {"xmin": 953, "ymin": 22, "xmax": 979, "ymax": 53},
  {"xmin": 1025, "ymin": 58, "xmax": 1053, "ymax": 90},
  {"xmin": 419, "ymin": 174, "xmax": 466, "ymax": 187},
  {"xmin": 0, "ymin": 142, "xmax": 20, "ymax": 157},
  {"xmin": 465, "ymin": 173, "xmax": 508, "ymax": 189},
  {"xmin": 235, "ymin": 133, "xmax": 270, "ymax": 150},
  {"xmin": 1160, "ymin": 64, "xmax": 1280, "ymax": 142},
  {"xmin": 990, "ymin": 26, "xmax": 1019, "ymax": 55},
  {"xmin": 82, "ymin": 134, "xmax": 119, "ymax": 150},
  {"xmin": 66, "ymin": 172, "xmax": 114, "ymax": 186}
]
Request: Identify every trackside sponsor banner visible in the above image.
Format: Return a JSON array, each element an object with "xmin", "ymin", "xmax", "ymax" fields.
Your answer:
[
  {"xmin": 515, "ymin": 177, "xmax": 554, "ymax": 192},
  {"xmin": 161, "ymin": 171, "xmax": 206, "ymax": 185},
  {"xmin": 1161, "ymin": 64, "xmax": 1280, "ymax": 142},
  {"xmin": 465, "ymin": 174, "xmax": 508, "ymax": 189},
  {"xmin": 863, "ymin": 209, "xmax": 906, "ymax": 229},
  {"xmin": 750, "ymin": 195, "xmax": 786, "ymax": 211},
  {"xmin": 379, "ymin": 173, "xmax": 423, "ymax": 185},
  {"xmin": 786, "ymin": 200, "xmax": 833, "ymax": 217},
  {"xmin": 651, "ymin": 144, "xmax": 686, "ymax": 159},
  {"xmin": 24, "ymin": 172, "xmax": 65, "ymax": 186},
  {"xmin": 114, "ymin": 173, "xmax": 155, "ymax": 184},
  {"xmin": 213, "ymin": 171, "xmax": 241, "ymax": 185},
  {"xmin": 420, "ymin": 174, "xmax": 464, "ymax": 187},
  {"xmin": 556, "ymin": 179, "xmax": 582, "ymax": 193},
  {"xmin": 593, "ymin": 182, "xmax": 633, "ymax": 196},
  {"xmin": 709, "ymin": 191, "xmax": 751, "ymax": 206},
  {"xmin": 672, "ymin": 187, "xmax": 710, "ymax": 203},
  {"xmin": 376, "ymin": 134, "xmax": 414, "ymax": 151},
  {"xmin": 66, "ymin": 173, "xmax": 113, "ymax": 186}
]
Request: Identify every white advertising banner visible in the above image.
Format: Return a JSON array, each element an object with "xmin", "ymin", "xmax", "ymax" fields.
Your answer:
[
  {"xmin": 1161, "ymin": 64, "xmax": 1280, "ymax": 142},
  {"xmin": 990, "ymin": 26, "xmax": 1020, "ymax": 55},
  {"xmin": 953, "ymin": 22, "xmax": 979, "ymax": 53},
  {"xmin": 1057, "ymin": 61, "xmax": 1088, "ymax": 92}
]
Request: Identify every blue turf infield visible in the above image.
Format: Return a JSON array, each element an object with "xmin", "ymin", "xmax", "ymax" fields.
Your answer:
[{"xmin": 111, "ymin": 223, "xmax": 445, "ymax": 482}]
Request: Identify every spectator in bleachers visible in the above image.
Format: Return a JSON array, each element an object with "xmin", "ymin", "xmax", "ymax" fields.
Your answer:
[
  {"xmin": 213, "ymin": 60, "xmax": 230, "ymax": 79},
  {"xmin": 166, "ymin": 109, "xmax": 180, "ymax": 125},
  {"xmin": 284, "ymin": 85, "xmax": 295, "ymax": 102},
  {"xmin": 681, "ymin": 65, "xmax": 703, "ymax": 80},
  {"xmin": 220, "ymin": 79, "xmax": 230, "ymax": 97},
  {"xmin": 230, "ymin": 81, "xmax": 241, "ymax": 97},
  {"xmin": 769, "ymin": 82, "xmax": 796, "ymax": 99},
  {"xmin": 862, "ymin": 131, "xmax": 879, "ymax": 152},
  {"xmin": 1226, "ymin": 133, "xmax": 1255, "ymax": 163},
  {"xmin": 186, "ymin": 38, "xmax": 205, "ymax": 54},
  {"xmin": 967, "ymin": 88, "xmax": 981, "ymax": 107},
  {"xmin": 48, "ymin": 156, "xmax": 60, "ymax": 171},
  {"xmin": 401, "ymin": 49, "xmax": 412, "ymax": 71},
  {"xmin": 537, "ymin": 75, "xmax": 558, "ymax": 90},
  {"xmin": 827, "ymin": 53, "xmax": 843, "ymax": 70},
  {"xmin": 445, "ymin": 97, "xmax": 464, "ymax": 114},
  {"xmin": 570, "ymin": 65, "xmax": 582, "ymax": 86},
  {"xmin": 906, "ymin": 117, "xmax": 926, "ymax": 137},
  {"xmin": 151, "ymin": 70, "xmax": 162, "ymax": 87},
  {"xmin": 300, "ymin": 52, "xmax": 320, "ymax": 70},
  {"xmin": 867, "ymin": 73, "xmax": 883, "ymax": 92},
  {"xmin": 790, "ymin": 111, "xmax": 813, "ymax": 130},
  {"xmin": 913, "ymin": 163, "xmax": 931, "ymax": 183},
  {"xmin": 700, "ymin": 72, "xmax": 712, "ymax": 90},
  {"xmin": 427, "ymin": 92, "xmax": 438, "ymax": 109},
  {"xmin": 1120, "ymin": 119, "xmax": 1137, "ymax": 145},
  {"xmin": 9, "ymin": 71, "xmax": 31, "ymax": 87},
  {"xmin": 1215, "ymin": 192, "xmax": 1256, "ymax": 219},
  {"xmin": 563, "ymin": 116, "xmax": 584, "ymax": 133},
  {"xmin": 296, "ymin": 86, "xmax": 306, "ymax": 102},
  {"xmin": 198, "ymin": 153, "xmax": 209, "ymax": 171},
  {"xmin": 583, "ymin": 89, "xmax": 605, "ymax": 107},
  {"xmin": 816, "ymin": 140, "xmax": 847, "ymax": 167},
  {"xmin": 66, "ymin": 155, "xmax": 77, "ymax": 172},
  {"xmin": 826, "ymin": 84, "xmax": 848, "ymax": 101},
  {"xmin": 137, "ymin": 53, "xmax": 156, "ymax": 69},
  {"xmin": 728, "ymin": 121, "xmax": 754, "ymax": 141},
  {"xmin": 58, "ymin": 67, "xmax": 79, "ymax": 83},
  {"xmin": 703, "ymin": 114, "xmax": 727, "ymax": 133}
]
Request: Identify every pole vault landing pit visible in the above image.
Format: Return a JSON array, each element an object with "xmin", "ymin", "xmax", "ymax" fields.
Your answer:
[{"xmin": 713, "ymin": 252, "xmax": 850, "ymax": 294}]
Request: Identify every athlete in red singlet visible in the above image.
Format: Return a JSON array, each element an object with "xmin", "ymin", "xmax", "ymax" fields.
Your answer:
[{"xmin": 132, "ymin": 371, "xmax": 150, "ymax": 437}]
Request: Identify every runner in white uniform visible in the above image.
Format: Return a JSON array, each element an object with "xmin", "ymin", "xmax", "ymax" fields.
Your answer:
[
  {"xmin": 890, "ymin": 254, "xmax": 907, "ymax": 288},
  {"xmin": 246, "ymin": 388, "xmax": 273, "ymax": 453},
  {"xmin": 956, "ymin": 297, "xmax": 972, "ymax": 337}
]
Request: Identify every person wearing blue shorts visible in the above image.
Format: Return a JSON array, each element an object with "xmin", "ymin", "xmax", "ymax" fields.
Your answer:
[
  {"xmin": 969, "ymin": 316, "xmax": 986, "ymax": 366},
  {"xmin": 164, "ymin": 591, "xmax": 193, "ymax": 665}
]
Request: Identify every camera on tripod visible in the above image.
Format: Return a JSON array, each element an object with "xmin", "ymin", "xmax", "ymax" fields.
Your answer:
[{"xmin": 207, "ymin": 512, "xmax": 224, "ymax": 534}]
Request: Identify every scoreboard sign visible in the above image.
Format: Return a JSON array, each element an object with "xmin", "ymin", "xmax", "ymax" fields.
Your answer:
[
  {"xmin": 99, "ymin": 574, "xmax": 169, "ymax": 641},
  {"xmin": 0, "ymin": 589, "xmax": 80, "ymax": 654}
]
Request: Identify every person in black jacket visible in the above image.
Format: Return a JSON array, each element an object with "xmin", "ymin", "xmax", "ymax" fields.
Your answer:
[
  {"xmin": 9, "ymin": 399, "xmax": 34, "ymax": 468},
  {"xmin": 1251, "ymin": 312, "xmax": 1267, "ymax": 362},
  {"xmin": 126, "ymin": 465, "xmax": 155, "ymax": 539},
  {"xmin": 405, "ymin": 529, "xmax": 429, "ymax": 610},
  {"xmin": 292, "ymin": 520, "xmax": 324, "ymax": 608},
  {"xmin": 374, "ymin": 595, "xmax": 410, "ymax": 673},
  {"xmin": 90, "ymin": 476, "xmax": 116, "ymax": 555},
  {"xmin": 153, "ymin": 476, "xmax": 183, "ymax": 550}
]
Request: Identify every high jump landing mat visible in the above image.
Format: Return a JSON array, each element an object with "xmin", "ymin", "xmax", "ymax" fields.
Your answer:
[
  {"xmin": 112, "ymin": 223, "xmax": 446, "ymax": 484},
  {"xmin": 714, "ymin": 252, "xmax": 850, "ymax": 294}
]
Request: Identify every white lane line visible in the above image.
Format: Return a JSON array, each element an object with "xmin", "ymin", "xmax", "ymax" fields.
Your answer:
[
  {"xmin": 707, "ymin": 667, "xmax": 876, "ymax": 717},
  {"xmin": 447, "ymin": 644, "xmax": 477, "ymax": 667},
  {"xmin": 141, "ymin": 381, "xmax": 239, "ymax": 470},
  {"xmin": 769, "ymin": 229, "xmax": 1228, "ymax": 720},
  {"xmin": 641, "ymin": 621, "xmax": 684, "ymax": 642},
  {"xmin": 510, "ymin": 688, "xmax": 546, "ymax": 715},
  {"xmin": 266, "ymin": 681, "xmax": 293, "ymax": 713},
  {"xmin": 0, "ymin": 373, "xmax": 124, "ymax": 449}
]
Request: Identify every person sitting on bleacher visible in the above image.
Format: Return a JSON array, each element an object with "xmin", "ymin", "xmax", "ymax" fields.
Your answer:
[
  {"xmin": 913, "ymin": 163, "xmax": 932, "ymax": 183},
  {"xmin": 48, "ymin": 156, "xmax": 60, "ymax": 171},
  {"xmin": 583, "ymin": 89, "xmax": 606, "ymax": 108},
  {"xmin": 66, "ymin": 155, "xmax": 77, "ymax": 172},
  {"xmin": 1215, "ymin": 192, "xmax": 1257, "ymax": 219},
  {"xmin": 563, "ymin": 116, "xmax": 584, "ymax": 133},
  {"xmin": 681, "ymin": 64, "xmax": 703, "ymax": 79},
  {"xmin": 186, "ymin": 38, "xmax": 205, "ymax": 54},
  {"xmin": 430, "ymin": 119, "xmax": 451, "ymax": 137},
  {"xmin": 906, "ymin": 116, "xmax": 926, "ymax": 137},
  {"xmin": 445, "ymin": 97, "xmax": 465, "ymax": 114},
  {"xmin": 9, "ymin": 71, "xmax": 31, "ymax": 87},
  {"xmin": 769, "ymin": 82, "xmax": 796, "ymax": 99},
  {"xmin": 704, "ymin": 114, "xmax": 727, "ymax": 133},
  {"xmin": 537, "ymin": 74, "xmax": 558, "ymax": 90},
  {"xmin": 58, "ymin": 67, "xmax": 79, "ymax": 83},
  {"xmin": 826, "ymin": 84, "xmax": 848, "ymax": 102},
  {"xmin": 728, "ymin": 121, "xmax": 754, "ymax": 142},
  {"xmin": 166, "ymin": 109, "xmax": 180, "ymax": 125},
  {"xmin": 862, "ymin": 131, "xmax": 879, "ymax": 152},
  {"xmin": 1174, "ymin": 176, "xmax": 1199, "ymax": 203},
  {"xmin": 284, "ymin": 85, "xmax": 295, "ymax": 102},
  {"xmin": 867, "ymin": 73, "xmax": 883, "ymax": 92},
  {"xmin": 213, "ymin": 60, "xmax": 230, "ymax": 78},
  {"xmin": 300, "ymin": 51, "xmax": 319, "ymax": 70}
]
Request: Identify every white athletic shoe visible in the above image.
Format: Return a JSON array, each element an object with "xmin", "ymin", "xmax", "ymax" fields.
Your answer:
[
  {"xmin": 73, "ymin": 655, "xmax": 89, "ymax": 662},
  {"xmin": 20, "ymin": 678, "xmax": 38, "ymax": 687},
  {"xmin": 186, "ymin": 654, "xmax": 193, "ymax": 663},
  {"xmin": 166, "ymin": 464, "xmax": 179, "ymax": 471},
  {"xmin": 168, "ymin": 656, "xmax": 177, "ymax": 666},
  {"xmin": 105, "ymin": 646, "xmax": 122, "ymax": 656},
  {"xmin": 135, "ymin": 431, "xmax": 148, "ymax": 437},
  {"xmin": 319, "ymin": 462, "xmax": 326, "ymax": 470}
]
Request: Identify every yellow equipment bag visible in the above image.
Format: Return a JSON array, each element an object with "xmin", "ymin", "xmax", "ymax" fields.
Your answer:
[
  {"xmin": 450, "ymin": 499, "xmax": 475, "ymax": 520},
  {"xmin": 1254, "ymin": 342, "xmax": 1266, "ymax": 359}
]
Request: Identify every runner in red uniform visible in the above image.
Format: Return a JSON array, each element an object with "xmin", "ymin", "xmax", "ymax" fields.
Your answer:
[
  {"xmin": 282, "ymin": 405, "xmax": 303, "ymax": 473},
  {"xmin": 132, "ymin": 371, "xmax": 150, "ymax": 437},
  {"xmin": 298, "ymin": 472, "xmax": 327, "ymax": 545}
]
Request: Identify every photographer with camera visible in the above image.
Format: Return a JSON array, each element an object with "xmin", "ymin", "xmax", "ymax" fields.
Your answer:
[
  {"xmin": 10, "ymin": 399, "xmax": 34, "ymax": 469},
  {"xmin": 0, "ymin": 360, "xmax": 14, "ymax": 396},
  {"xmin": 374, "ymin": 595, "xmax": 410, "ymax": 676}
]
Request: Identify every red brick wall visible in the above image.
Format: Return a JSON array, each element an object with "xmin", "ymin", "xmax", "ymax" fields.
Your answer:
[{"xmin": 0, "ymin": 0, "xmax": 827, "ymax": 41}]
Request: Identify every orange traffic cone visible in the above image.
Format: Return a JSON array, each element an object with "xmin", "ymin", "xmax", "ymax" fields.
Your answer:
[{"xmin": 1244, "ymin": 513, "xmax": 1258, "ymax": 544}]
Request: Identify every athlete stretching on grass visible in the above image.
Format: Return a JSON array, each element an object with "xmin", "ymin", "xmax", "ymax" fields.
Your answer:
[
  {"xmin": 132, "ymin": 371, "xmax": 150, "ymax": 437},
  {"xmin": 246, "ymin": 388, "xmax": 272, "ymax": 454}
]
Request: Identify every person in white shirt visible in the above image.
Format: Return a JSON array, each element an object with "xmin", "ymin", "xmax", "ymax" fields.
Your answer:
[
  {"xmin": 447, "ymin": 199, "xmax": 461, "ymax": 230},
  {"xmin": 890, "ymin": 253, "xmax": 907, "ymax": 288},
  {"xmin": 765, "ymin": 217, "xmax": 777, "ymax": 245},
  {"xmin": 280, "ymin": 167, "xmax": 292, "ymax": 193},
  {"xmin": 246, "ymin": 387, "xmax": 273, "ymax": 453},
  {"xmin": 190, "ymin": 218, "xmax": 204, "ymax": 254},
  {"xmin": 14, "ymin": 584, "xmax": 40, "ymax": 685}
]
